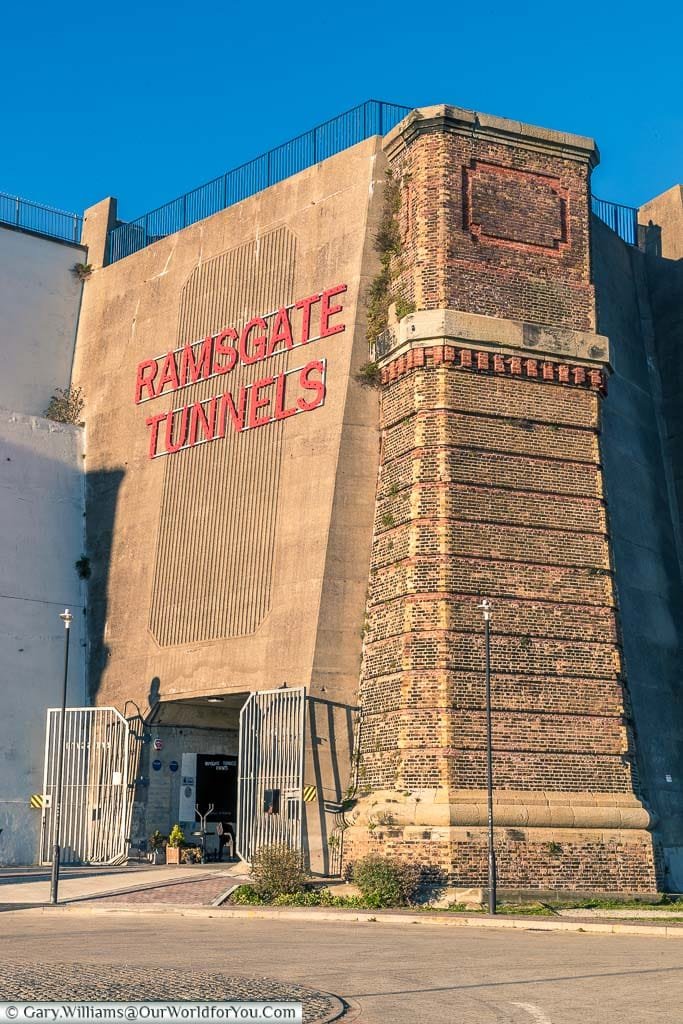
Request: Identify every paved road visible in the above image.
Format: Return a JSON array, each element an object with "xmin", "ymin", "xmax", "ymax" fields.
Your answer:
[{"xmin": 0, "ymin": 908, "xmax": 681, "ymax": 1023}]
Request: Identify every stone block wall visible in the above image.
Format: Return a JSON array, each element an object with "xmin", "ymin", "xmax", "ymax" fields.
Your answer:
[{"xmin": 343, "ymin": 827, "xmax": 660, "ymax": 893}]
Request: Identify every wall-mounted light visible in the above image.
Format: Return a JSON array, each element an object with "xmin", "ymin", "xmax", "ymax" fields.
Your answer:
[{"xmin": 207, "ymin": 697, "xmax": 225, "ymax": 704}]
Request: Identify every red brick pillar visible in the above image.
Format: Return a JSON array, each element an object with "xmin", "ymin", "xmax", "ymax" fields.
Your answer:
[{"xmin": 343, "ymin": 107, "xmax": 659, "ymax": 894}]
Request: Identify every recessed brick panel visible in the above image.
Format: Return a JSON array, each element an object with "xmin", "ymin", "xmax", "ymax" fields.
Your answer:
[{"xmin": 465, "ymin": 162, "xmax": 568, "ymax": 253}]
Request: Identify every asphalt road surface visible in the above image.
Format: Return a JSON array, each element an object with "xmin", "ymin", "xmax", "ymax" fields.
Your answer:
[{"xmin": 0, "ymin": 909, "xmax": 681, "ymax": 1023}]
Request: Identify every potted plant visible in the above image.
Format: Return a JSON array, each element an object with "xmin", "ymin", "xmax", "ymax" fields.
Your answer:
[
  {"xmin": 148, "ymin": 830, "xmax": 166, "ymax": 864},
  {"xmin": 166, "ymin": 823, "xmax": 185, "ymax": 865}
]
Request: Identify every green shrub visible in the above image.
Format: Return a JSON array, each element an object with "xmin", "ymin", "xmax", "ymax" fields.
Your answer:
[
  {"xmin": 230, "ymin": 884, "xmax": 368, "ymax": 908},
  {"xmin": 167, "ymin": 824, "xmax": 184, "ymax": 848},
  {"xmin": 352, "ymin": 854, "xmax": 421, "ymax": 907},
  {"xmin": 231, "ymin": 884, "xmax": 265, "ymax": 905},
  {"xmin": 250, "ymin": 843, "xmax": 307, "ymax": 898}
]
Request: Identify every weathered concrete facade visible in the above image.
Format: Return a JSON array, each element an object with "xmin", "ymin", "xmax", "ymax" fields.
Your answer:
[{"xmin": 73, "ymin": 137, "xmax": 386, "ymax": 869}]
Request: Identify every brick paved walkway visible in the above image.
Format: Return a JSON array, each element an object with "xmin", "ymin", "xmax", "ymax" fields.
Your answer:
[{"xmin": 87, "ymin": 873, "xmax": 248, "ymax": 906}]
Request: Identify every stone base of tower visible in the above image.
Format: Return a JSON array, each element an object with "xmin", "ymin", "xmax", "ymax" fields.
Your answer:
[{"xmin": 342, "ymin": 790, "xmax": 661, "ymax": 894}]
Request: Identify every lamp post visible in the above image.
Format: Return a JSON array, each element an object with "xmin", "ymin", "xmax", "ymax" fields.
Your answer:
[
  {"xmin": 477, "ymin": 598, "xmax": 497, "ymax": 915},
  {"xmin": 49, "ymin": 607, "xmax": 73, "ymax": 905}
]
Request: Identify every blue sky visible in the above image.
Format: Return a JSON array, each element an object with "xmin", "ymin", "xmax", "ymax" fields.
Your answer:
[{"xmin": 5, "ymin": 1, "xmax": 683, "ymax": 220}]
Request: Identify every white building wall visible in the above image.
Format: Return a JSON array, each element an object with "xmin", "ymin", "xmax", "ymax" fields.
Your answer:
[
  {"xmin": 0, "ymin": 412, "xmax": 86, "ymax": 865},
  {"xmin": 0, "ymin": 225, "xmax": 84, "ymax": 417},
  {"xmin": 0, "ymin": 223, "xmax": 86, "ymax": 865}
]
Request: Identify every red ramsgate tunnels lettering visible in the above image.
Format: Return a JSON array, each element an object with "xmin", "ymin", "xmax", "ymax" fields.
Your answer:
[
  {"xmin": 136, "ymin": 284, "xmax": 345, "ymax": 458},
  {"xmin": 134, "ymin": 284, "xmax": 346, "ymax": 404},
  {"xmin": 145, "ymin": 360, "xmax": 327, "ymax": 459}
]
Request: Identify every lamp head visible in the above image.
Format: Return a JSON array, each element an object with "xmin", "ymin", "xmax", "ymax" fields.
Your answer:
[
  {"xmin": 59, "ymin": 608, "xmax": 74, "ymax": 629},
  {"xmin": 477, "ymin": 599, "xmax": 492, "ymax": 621}
]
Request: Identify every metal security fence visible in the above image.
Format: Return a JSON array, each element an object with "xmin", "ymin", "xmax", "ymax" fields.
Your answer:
[
  {"xmin": 40, "ymin": 706, "xmax": 138, "ymax": 865},
  {"xmin": 592, "ymin": 195, "xmax": 639, "ymax": 246},
  {"xmin": 0, "ymin": 191, "xmax": 82, "ymax": 243},
  {"xmin": 236, "ymin": 687, "xmax": 306, "ymax": 863},
  {"xmin": 108, "ymin": 99, "xmax": 413, "ymax": 264}
]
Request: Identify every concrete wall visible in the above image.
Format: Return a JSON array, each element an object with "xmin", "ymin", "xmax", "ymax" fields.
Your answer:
[
  {"xmin": 592, "ymin": 216, "xmax": 683, "ymax": 890},
  {"xmin": 73, "ymin": 137, "xmax": 386, "ymax": 869},
  {"xmin": 638, "ymin": 185, "xmax": 683, "ymax": 261},
  {"xmin": 0, "ymin": 226, "xmax": 84, "ymax": 417},
  {"xmin": 0, "ymin": 411, "xmax": 86, "ymax": 865}
]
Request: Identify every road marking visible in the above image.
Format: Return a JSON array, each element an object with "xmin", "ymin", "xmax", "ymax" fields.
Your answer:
[{"xmin": 511, "ymin": 1003, "xmax": 553, "ymax": 1024}]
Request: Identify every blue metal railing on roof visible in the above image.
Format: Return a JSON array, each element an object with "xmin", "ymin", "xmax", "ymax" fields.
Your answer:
[
  {"xmin": 592, "ymin": 195, "xmax": 638, "ymax": 246},
  {"xmin": 107, "ymin": 99, "xmax": 413, "ymax": 264},
  {"xmin": 0, "ymin": 192, "xmax": 83, "ymax": 244}
]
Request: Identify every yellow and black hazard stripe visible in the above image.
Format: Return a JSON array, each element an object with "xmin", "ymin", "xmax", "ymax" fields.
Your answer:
[
  {"xmin": 302, "ymin": 785, "xmax": 317, "ymax": 803},
  {"xmin": 29, "ymin": 794, "xmax": 46, "ymax": 809}
]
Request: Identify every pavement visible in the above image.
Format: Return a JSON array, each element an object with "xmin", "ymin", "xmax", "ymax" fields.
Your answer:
[
  {"xmin": 1, "ymin": 906, "xmax": 682, "ymax": 1022},
  {"xmin": 0, "ymin": 862, "xmax": 246, "ymax": 906}
]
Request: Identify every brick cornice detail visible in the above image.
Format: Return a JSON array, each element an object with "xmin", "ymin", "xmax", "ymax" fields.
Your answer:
[{"xmin": 379, "ymin": 345, "xmax": 607, "ymax": 395}]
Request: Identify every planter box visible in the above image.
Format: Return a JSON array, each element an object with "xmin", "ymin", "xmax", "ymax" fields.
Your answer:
[{"xmin": 165, "ymin": 846, "xmax": 182, "ymax": 865}]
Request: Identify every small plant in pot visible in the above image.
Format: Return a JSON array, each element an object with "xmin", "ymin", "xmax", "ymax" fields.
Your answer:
[
  {"xmin": 165, "ymin": 823, "xmax": 185, "ymax": 865},
  {"xmin": 148, "ymin": 830, "xmax": 166, "ymax": 864}
]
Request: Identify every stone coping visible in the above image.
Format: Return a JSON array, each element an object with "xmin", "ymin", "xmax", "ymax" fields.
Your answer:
[
  {"xmin": 384, "ymin": 104, "xmax": 599, "ymax": 167},
  {"xmin": 378, "ymin": 308, "xmax": 610, "ymax": 368},
  {"xmin": 347, "ymin": 788, "xmax": 652, "ymax": 830}
]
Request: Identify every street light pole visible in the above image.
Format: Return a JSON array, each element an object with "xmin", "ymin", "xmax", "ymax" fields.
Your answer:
[
  {"xmin": 50, "ymin": 608, "xmax": 73, "ymax": 905},
  {"xmin": 478, "ymin": 598, "xmax": 497, "ymax": 915}
]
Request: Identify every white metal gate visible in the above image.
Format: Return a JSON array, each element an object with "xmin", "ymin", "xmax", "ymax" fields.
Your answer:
[
  {"xmin": 40, "ymin": 706, "xmax": 136, "ymax": 865},
  {"xmin": 236, "ymin": 687, "xmax": 306, "ymax": 863}
]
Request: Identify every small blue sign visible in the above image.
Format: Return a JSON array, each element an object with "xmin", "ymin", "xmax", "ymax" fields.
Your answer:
[
  {"xmin": 152, "ymin": 759, "xmax": 162, "ymax": 772},
  {"xmin": 169, "ymin": 760, "xmax": 179, "ymax": 772}
]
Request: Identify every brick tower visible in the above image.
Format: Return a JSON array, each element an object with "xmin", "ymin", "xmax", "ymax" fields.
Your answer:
[{"xmin": 343, "ymin": 107, "xmax": 660, "ymax": 893}]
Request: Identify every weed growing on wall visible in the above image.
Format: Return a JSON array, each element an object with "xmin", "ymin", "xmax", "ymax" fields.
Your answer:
[
  {"xmin": 354, "ymin": 361, "xmax": 382, "ymax": 389},
  {"xmin": 44, "ymin": 385, "xmax": 85, "ymax": 425},
  {"xmin": 365, "ymin": 170, "xmax": 415, "ymax": 347},
  {"xmin": 74, "ymin": 555, "xmax": 91, "ymax": 580}
]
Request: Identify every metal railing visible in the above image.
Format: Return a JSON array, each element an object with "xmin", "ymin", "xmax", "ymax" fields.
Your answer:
[
  {"xmin": 107, "ymin": 99, "xmax": 413, "ymax": 264},
  {"xmin": 592, "ymin": 195, "xmax": 638, "ymax": 246},
  {"xmin": 0, "ymin": 191, "xmax": 82, "ymax": 244}
]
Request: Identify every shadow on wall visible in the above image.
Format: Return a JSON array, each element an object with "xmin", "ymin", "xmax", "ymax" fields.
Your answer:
[
  {"xmin": 639, "ymin": 220, "xmax": 663, "ymax": 258},
  {"xmin": 305, "ymin": 696, "xmax": 357, "ymax": 876},
  {"xmin": 592, "ymin": 214, "xmax": 683, "ymax": 890},
  {"xmin": 84, "ymin": 467, "xmax": 125, "ymax": 705}
]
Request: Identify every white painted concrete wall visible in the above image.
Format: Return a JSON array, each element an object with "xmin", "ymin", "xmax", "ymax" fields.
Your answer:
[
  {"xmin": 0, "ymin": 411, "xmax": 86, "ymax": 865},
  {"xmin": 0, "ymin": 225, "xmax": 84, "ymax": 417}
]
